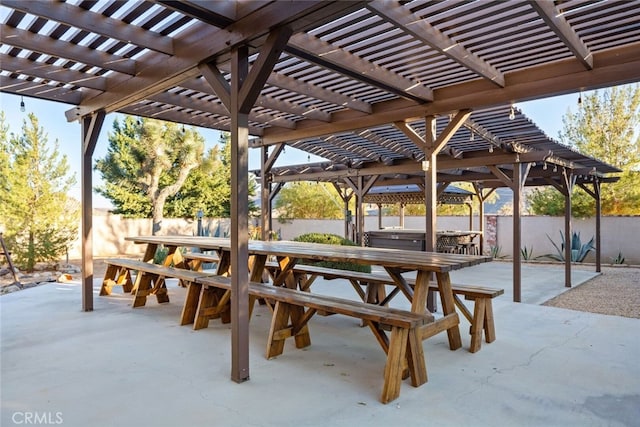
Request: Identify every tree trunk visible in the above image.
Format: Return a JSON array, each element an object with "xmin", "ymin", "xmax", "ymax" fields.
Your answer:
[
  {"xmin": 27, "ymin": 230, "xmax": 35, "ymax": 273},
  {"xmin": 152, "ymin": 203, "xmax": 163, "ymax": 235}
]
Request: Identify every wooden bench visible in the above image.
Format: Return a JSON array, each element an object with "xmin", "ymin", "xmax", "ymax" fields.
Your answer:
[
  {"xmin": 195, "ymin": 274, "xmax": 433, "ymax": 404},
  {"xmin": 265, "ymin": 262, "xmax": 503, "ymax": 353},
  {"xmin": 101, "ymin": 258, "xmax": 215, "ymax": 309},
  {"xmin": 181, "ymin": 251, "xmax": 220, "ymax": 272}
]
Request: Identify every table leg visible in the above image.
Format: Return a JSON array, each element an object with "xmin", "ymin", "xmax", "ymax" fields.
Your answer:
[
  {"xmin": 180, "ymin": 282, "xmax": 202, "ymax": 325},
  {"xmin": 216, "ymin": 251, "xmax": 231, "ymax": 275},
  {"xmin": 141, "ymin": 243, "xmax": 158, "ymax": 262},
  {"xmin": 434, "ymin": 272, "xmax": 462, "ymax": 350}
]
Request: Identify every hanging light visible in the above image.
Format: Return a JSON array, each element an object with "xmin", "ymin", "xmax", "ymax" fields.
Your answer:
[
  {"xmin": 578, "ymin": 91, "xmax": 582, "ymax": 106},
  {"xmin": 20, "ymin": 96, "xmax": 25, "ymax": 113},
  {"xmin": 488, "ymin": 145, "xmax": 494, "ymax": 153},
  {"xmin": 509, "ymin": 105, "xmax": 515, "ymax": 120},
  {"xmin": 469, "ymin": 131, "xmax": 475, "ymax": 141},
  {"xmin": 543, "ymin": 162, "xmax": 548, "ymax": 170}
]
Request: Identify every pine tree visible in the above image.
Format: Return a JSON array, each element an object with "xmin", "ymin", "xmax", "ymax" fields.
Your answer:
[{"xmin": 0, "ymin": 113, "xmax": 78, "ymax": 272}]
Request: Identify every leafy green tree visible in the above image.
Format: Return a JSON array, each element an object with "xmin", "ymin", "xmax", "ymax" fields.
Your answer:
[
  {"xmin": 528, "ymin": 85, "xmax": 640, "ymax": 216},
  {"xmin": 0, "ymin": 113, "xmax": 78, "ymax": 272},
  {"xmin": 95, "ymin": 117, "xmax": 205, "ymax": 233},
  {"xmin": 275, "ymin": 182, "xmax": 344, "ymax": 219}
]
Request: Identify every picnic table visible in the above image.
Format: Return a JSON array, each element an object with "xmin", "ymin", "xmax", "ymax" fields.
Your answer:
[
  {"xmin": 125, "ymin": 235, "xmax": 491, "ymax": 349},
  {"xmin": 115, "ymin": 235, "xmax": 492, "ymax": 402}
]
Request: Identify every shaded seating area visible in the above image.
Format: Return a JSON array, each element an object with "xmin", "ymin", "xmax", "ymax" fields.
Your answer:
[{"xmin": 1, "ymin": 0, "xmax": 638, "ymax": 411}]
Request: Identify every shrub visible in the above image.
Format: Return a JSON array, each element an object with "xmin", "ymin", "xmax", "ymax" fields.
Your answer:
[
  {"xmin": 293, "ymin": 233, "xmax": 371, "ymax": 273},
  {"xmin": 153, "ymin": 246, "xmax": 169, "ymax": 265}
]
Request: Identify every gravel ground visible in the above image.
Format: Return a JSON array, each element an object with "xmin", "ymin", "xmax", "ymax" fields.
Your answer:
[
  {"xmin": 542, "ymin": 264, "xmax": 640, "ymax": 318},
  {"xmin": 3, "ymin": 259, "xmax": 640, "ymax": 319}
]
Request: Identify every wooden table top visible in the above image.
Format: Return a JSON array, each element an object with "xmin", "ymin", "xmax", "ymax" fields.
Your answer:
[{"xmin": 126, "ymin": 235, "xmax": 492, "ymax": 273}]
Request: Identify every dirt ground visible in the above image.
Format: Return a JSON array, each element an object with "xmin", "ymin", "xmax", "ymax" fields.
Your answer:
[{"xmin": 542, "ymin": 264, "xmax": 640, "ymax": 318}]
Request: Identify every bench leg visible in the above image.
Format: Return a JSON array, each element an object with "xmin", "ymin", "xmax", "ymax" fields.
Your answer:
[
  {"xmin": 469, "ymin": 298, "xmax": 486, "ymax": 353},
  {"xmin": 266, "ymin": 301, "xmax": 313, "ymax": 359},
  {"xmin": 193, "ymin": 287, "xmax": 219, "ymax": 330},
  {"xmin": 381, "ymin": 326, "xmax": 409, "ymax": 404},
  {"xmin": 406, "ymin": 328, "xmax": 427, "ymax": 387},
  {"xmin": 153, "ymin": 277, "xmax": 170, "ymax": 304},
  {"xmin": 121, "ymin": 271, "xmax": 133, "ymax": 293},
  {"xmin": 101, "ymin": 265, "xmax": 134, "ymax": 296},
  {"xmin": 132, "ymin": 273, "xmax": 154, "ymax": 308},
  {"xmin": 266, "ymin": 301, "xmax": 291, "ymax": 358},
  {"xmin": 180, "ymin": 282, "xmax": 202, "ymax": 325},
  {"xmin": 483, "ymin": 299, "xmax": 496, "ymax": 344},
  {"xmin": 100, "ymin": 265, "xmax": 119, "ymax": 296}
]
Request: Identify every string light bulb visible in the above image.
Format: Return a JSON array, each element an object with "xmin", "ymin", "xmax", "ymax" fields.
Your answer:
[
  {"xmin": 469, "ymin": 131, "xmax": 475, "ymax": 141},
  {"xmin": 20, "ymin": 96, "xmax": 25, "ymax": 113},
  {"xmin": 509, "ymin": 105, "xmax": 515, "ymax": 120},
  {"xmin": 488, "ymin": 145, "xmax": 494, "ymax": 153},
  {"xmin": 578, "ymin": 91, "xmax": 582, "ymax": 107},
  {"xmin": 543, "ymin": 162, "xmax": 548, "ymax": 170}
]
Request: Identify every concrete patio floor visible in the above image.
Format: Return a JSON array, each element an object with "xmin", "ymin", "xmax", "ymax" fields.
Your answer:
[{"xmin": 1, "ymin": 263, "xmax": 639, "ymax": 427}]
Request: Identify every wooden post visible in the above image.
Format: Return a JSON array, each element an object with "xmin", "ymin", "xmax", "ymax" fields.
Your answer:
[
  {"xmin": 594, "ymin": 180, "xmax": 602, "ymax": 273},
  {"xmin": 489, "ymin": 163, "xmax": 531, "ymax": 303},
  {"xmin": 424, "ymin": 116, "xmax": 437, "ymax": 312},
  {"xmin": 229, "ymin": 45, "xmax": 251, "ymax": 382},
  {"xmin": 201, "ymin": 26, "xmax": 292, "ymax": 383},
  {"xmin": 512, "ymin": 164, "xmax": 523, "ymax": 302},
  {"xmin": 81, "ymin": 111, "xmax": 105, "ymax": 312}
]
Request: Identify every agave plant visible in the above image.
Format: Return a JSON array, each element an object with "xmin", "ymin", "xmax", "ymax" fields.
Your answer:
[
  {"xmin": 611, "ymin": 252, "xmax": 626, "ymax": 265},
  {"xmin": 542, "ymin": 231, "xmax": 595, "ymax": 262},
  {"xmin": 520, "ymin": 246, "xmax": 534, "ymax": 260}
]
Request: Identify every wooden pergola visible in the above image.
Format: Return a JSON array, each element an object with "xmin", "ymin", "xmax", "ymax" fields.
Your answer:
[
  {"xmin": 1, "ymin": 0, "xmax": 639, "ymax": 382},
  {"xmin": 251, "ymin": 103, "xmax": 620, "ymax": 276}
]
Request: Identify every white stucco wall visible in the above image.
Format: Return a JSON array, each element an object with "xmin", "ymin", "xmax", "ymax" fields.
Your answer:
[{"xmin": 66, "ymin": 214, "xmax": 639, "ymax": 264}]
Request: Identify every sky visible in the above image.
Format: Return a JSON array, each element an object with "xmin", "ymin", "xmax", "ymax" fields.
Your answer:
[{"xmin": 0, "ymin": 90, "xmax": 587, "ymax": 209}]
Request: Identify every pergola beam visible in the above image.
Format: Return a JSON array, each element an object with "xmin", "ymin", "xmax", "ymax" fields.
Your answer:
[
  {"xmin": 1, "ymin": 26, "xmax": 137, "ymax": 76},
  {"xmin": 286, "ymin": 32, "xmax": 433, "ymax": 104},
  {"xmin": 149, "ymin": 90, "xmax": 297, "ymax": 130},
  {"xmin": 63, "ymin": 1, "xmax": 339, "ymax": 121},
  {"xmin": 3, "ymin": 0, "xmax": 174, "ymax": 55},
  {"xmin": 0, "ymin": 54, "xmax": 107, "ymax": 91},
  {"xmin": 529, "ymin": 1, "xmax": 593, "ymax": 70},
  {"xmin": 367, "ymin": 0, "xmax": 505, "ymax": 87},
  {"xmin": 259, "ymin": 42, "xmax": 640, "ymax": 145}
]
